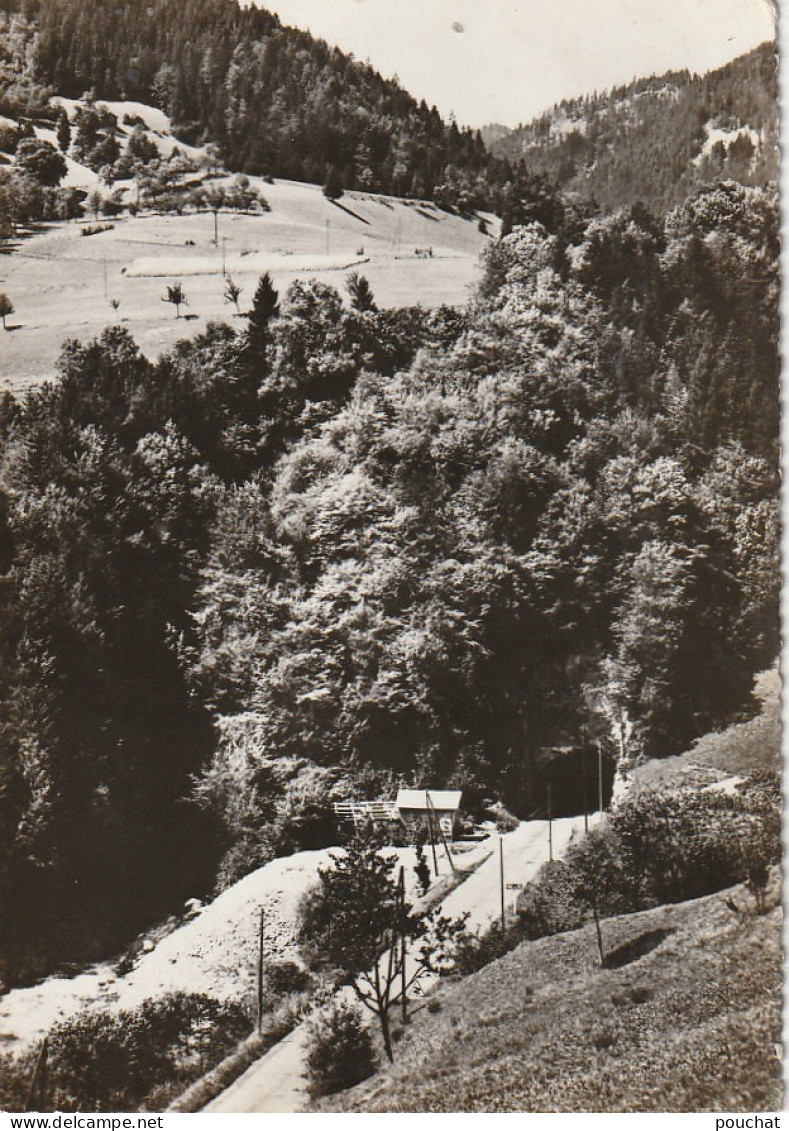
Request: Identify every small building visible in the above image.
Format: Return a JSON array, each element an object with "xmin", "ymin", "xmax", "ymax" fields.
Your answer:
[{"xmin": 395, "ymin": 789, "xmax": 462, "ymax": 839}]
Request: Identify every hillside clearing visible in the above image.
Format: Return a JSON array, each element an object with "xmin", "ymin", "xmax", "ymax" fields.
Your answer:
[
  {"xmin": 0, "ymin": 178, "xmax": 496, "ymax": 393},
  {"xmin": 320, "ymin": 872, "xmax": 782, "ymax": 1113},
  {"xmin": 0, "ymin": 839, "xmax": 492, "ymax": 1056}
]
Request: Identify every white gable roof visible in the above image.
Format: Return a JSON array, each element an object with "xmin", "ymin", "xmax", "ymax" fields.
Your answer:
[{"xmin": 396, "ymin": 789, "xmax": 462, "ymax": 812}]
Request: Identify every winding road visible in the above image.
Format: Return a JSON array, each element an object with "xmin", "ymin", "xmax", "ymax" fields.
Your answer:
[{"xmin": 205, "ymin": 815, "xmax": 593, "ymax": 1113}]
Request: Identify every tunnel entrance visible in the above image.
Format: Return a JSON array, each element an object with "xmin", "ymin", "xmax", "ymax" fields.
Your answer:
[{"xmin": 530, "ymin": 744, "xmax": 616, "ymax": 819}]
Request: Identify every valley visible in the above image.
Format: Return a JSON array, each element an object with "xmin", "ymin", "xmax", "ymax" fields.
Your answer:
[{"xmin": 0, "ymin": 0, "xmax": 780, "ymax": 1117}]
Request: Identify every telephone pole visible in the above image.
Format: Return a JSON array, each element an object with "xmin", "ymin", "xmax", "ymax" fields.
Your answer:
[
  {"xmin": 426, "ymin": 790, "xmax": 456, "ymax": 874},
  {"xmin": 581, "ymin": 726, "xmax": 588, "ymax": 832},
  {"xmin": 398, "ymin": 867, "xmax": 407, "ymax": 1024},
  {"xmin": 499, "ymin": 836, "xmax": 505, "ymax": 931},
  {"xmin": 547, "ymin": 782, "xmax": 553, "ymax": 862},
  {"xmin": 425, "ymin": 789, "xmax": 439, "ymax": 876},
  {"xmin": 257, "ymin": 908, "xmax": 265, "ymax": 1033}
]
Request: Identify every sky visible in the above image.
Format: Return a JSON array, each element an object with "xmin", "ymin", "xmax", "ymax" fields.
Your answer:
[{"xmin": 248, "ymin": 0, "xmax": 776, "ymax": 128}]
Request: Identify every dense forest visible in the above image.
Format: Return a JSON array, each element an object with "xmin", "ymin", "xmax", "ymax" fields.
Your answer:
[
  {"xmin": 490, "ymin": 43, "xmax": 778, "ymax": 214},
  {"xmin": 0, "ymin": 171, "xmax": 778, "ymax": 987}
]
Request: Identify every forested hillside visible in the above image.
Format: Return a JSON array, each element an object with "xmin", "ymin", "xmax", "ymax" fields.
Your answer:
[
  {"xmin": 491, "ymin": 43, "xmax": 777, "ymax": 214},
  {"xmin": 0, "ymin": 175, "xmax": 778, "ymax": 987},
  {"xmin": 0, "ymin": 0, "xmax": 534, "ymax": 213}
]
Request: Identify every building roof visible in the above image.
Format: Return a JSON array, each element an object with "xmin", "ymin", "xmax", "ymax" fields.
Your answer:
[{"xmin": 396, "ymin": 789, "xmax": 462, "ymax": 812}]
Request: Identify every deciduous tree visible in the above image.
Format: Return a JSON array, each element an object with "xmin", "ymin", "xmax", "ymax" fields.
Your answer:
[
  {"xmin": 162, "ymin": 282, "xmax": 187, "ymax": 318},
  {"xmin": 0, "ymin": 293, "xmax": 14, "ymax": 329}
]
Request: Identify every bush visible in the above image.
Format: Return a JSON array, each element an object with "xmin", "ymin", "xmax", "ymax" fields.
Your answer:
[
  {"xmin": 262, "ymin": 959, "xmax": 314, "ymax": 1006},
  {"xmin": 516, "ymin": 858, "xmax": 590, "ymax": 939},
  {"xmin": 101, "ymin": 196, "xmax": 124, "ymax": 218},
  {"xmin": 40, "ymin": 993, "xmax": 250, "ymax": 1112},
  {"xmin": 413, "ymin": 835, "xmax": 431, "ymax": 896},
  {"xmin": 609, "ymin": 779, "xmax": 781, "ymax": 904},
  {"xmin": 513, "ymin": 773, "xmax": 782, "ymax": 946},
  {"xmin": 322, "ymin": 167, "xmax": 344, "ymax": 201},
  {"xmin": 305, "ymin": 1002, "xmax": 377, "ymax": 1098},
  {"xmin": 270, "ymin": 795, "xmax": 343, "ymax": 856},
  {"xmin": 0, "ymin": 1048, "xmax": 36, "ymax": 1111},
  {"xmin": 451, "ymin": 920, "xmax": 526, "ymax": 975},
  {"xmin": 81, "ymin": 223, "xmax": 114, "ymax": 237}
]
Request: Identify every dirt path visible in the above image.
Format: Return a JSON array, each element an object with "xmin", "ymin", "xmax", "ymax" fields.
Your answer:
[{"xmin": 204, "ymin": 815, "xmax": 591, "ymax": 1113}]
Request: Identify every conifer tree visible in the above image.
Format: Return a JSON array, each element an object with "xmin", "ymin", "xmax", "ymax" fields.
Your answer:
[
  {"xmin": 245, "ymin": 272, "xmax": 280, "ymax": 368},
  {"xmin": 346, "ymin": 272, "xmax": 377, "ymax": 313},
  {"xmin": 56, "ymin": 110, "xmax": 71, "ymax": 153}
]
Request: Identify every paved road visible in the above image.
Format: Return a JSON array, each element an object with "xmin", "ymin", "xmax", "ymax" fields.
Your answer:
[
  {"xmin": 439, "ymin": 815, "xmax": 593, "ymax": 931},
  {"xmin": 205, "ymin": 815, "xmax": 592, "ymax": 1113},
  {"xmin": 207, "ymin": 1025, "xmax": 311, "ymax": 1114}
]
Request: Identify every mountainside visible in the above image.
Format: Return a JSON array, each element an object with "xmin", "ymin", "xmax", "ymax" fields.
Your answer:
[
  {"xmin": 0, "ymin": 177, "xmax": 779, "ymax": 990},
  {"xmin": 491, "ymin": 43, "xmax": 777, "ymax": 214},
  {"xmin": 0, "ymin": 0, "xmax": 515, "ymax": 209},
  {"xmin": 320, "ymin": 874, "xmax": 781, "ymax": 1112},
  {"xmin": 0, "ymin": 0, "xmax": 780, "ymax": 1030},
  {"xmin": 0, "ymin": 89, "xmax": 497, "ymax": 392}
]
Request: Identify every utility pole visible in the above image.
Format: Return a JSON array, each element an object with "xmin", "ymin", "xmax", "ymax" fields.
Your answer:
[
  {"xmin": 425, "ymin": 790, "xmax": 439, "ymax": 876},
  {"xmin": 221, "ymin": 236, "xmax": 227, "ymax": 277},
  {"xmin": 426, "ymin": 791, "xmax": 456, "ymax": 874},
  {"xmin": 398, "ymin": 867, "xmax": 407, "ymax": 1025},
  {"xmin": 257, "ymin": 907, "xmax": 265, "ymax": 1033},
  {"xmin": 25, "ymin": 1038, "xmax": 48, "ymax": 1112},
  {"xmin": 547, "ymin": 782, "xmax": 553, "ymax": 862},
  {"xmin": 598, "ymin": 742, "xmax": 604, "ymax": 815},
  {"xmin": 499, "ymin": 835, "xmax": 505, "ymax": 931},
  {"xmin": 581, "ymin": 726, "xmax": 588, "ymax": 833}
]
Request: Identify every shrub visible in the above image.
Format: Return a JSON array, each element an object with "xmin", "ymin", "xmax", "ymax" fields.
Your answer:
[
  {"xmin": 322, "ymin": 167, "xmax": 344, "ymax": 201},
  {"xmin": 513, "ymin": 773, "xmax": 782, "ymax": 946},
  {"xmin": 516, "ymin": 858, "xmax": 589, "ymax": 940},
  {"xmin": 42, "ymin": 993, "xmax": 250, "ymax": 1111},
  {"xmin": 0, "ymin": 293, "xmax": 14, "ymax": 330},
  {"xmin": 0, "ymin": 1048, "xmax": 36, "ymax": 1111},
  {"xmin": 101, "ymin": 196, "xmax": 124, "ymax": 218},
  {"xmin": 451, "ymin": 920, "xmax": 526, "ymax": 975},
  {"xmin": 609, "ymin": 780, "xmax": 781, "ymax": 904},
  {"xmin": 305, "ymin": 1002, "xmax": 377, "ymax": 1098},
  {"xmin": 592, "ymin": 1028, "xmax": 617, "ymax": 1051},
  {"xmin": 0, "ymin": 123, "xmax": 26, "ymax": 153},
  {"xmin": 263, "ymin": 959, "xmax": 314, "ymax": 1003},
  {"xmin": 270, "ymin": 794, "xmax": 343, "ymax": 856},
  {"xmin": 81, "ymin": 223, "xmax": 114, "ymax": 237},
  {"xmin": 413, "ymin": 834, "xmax": 432, "ymax": 896}
]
